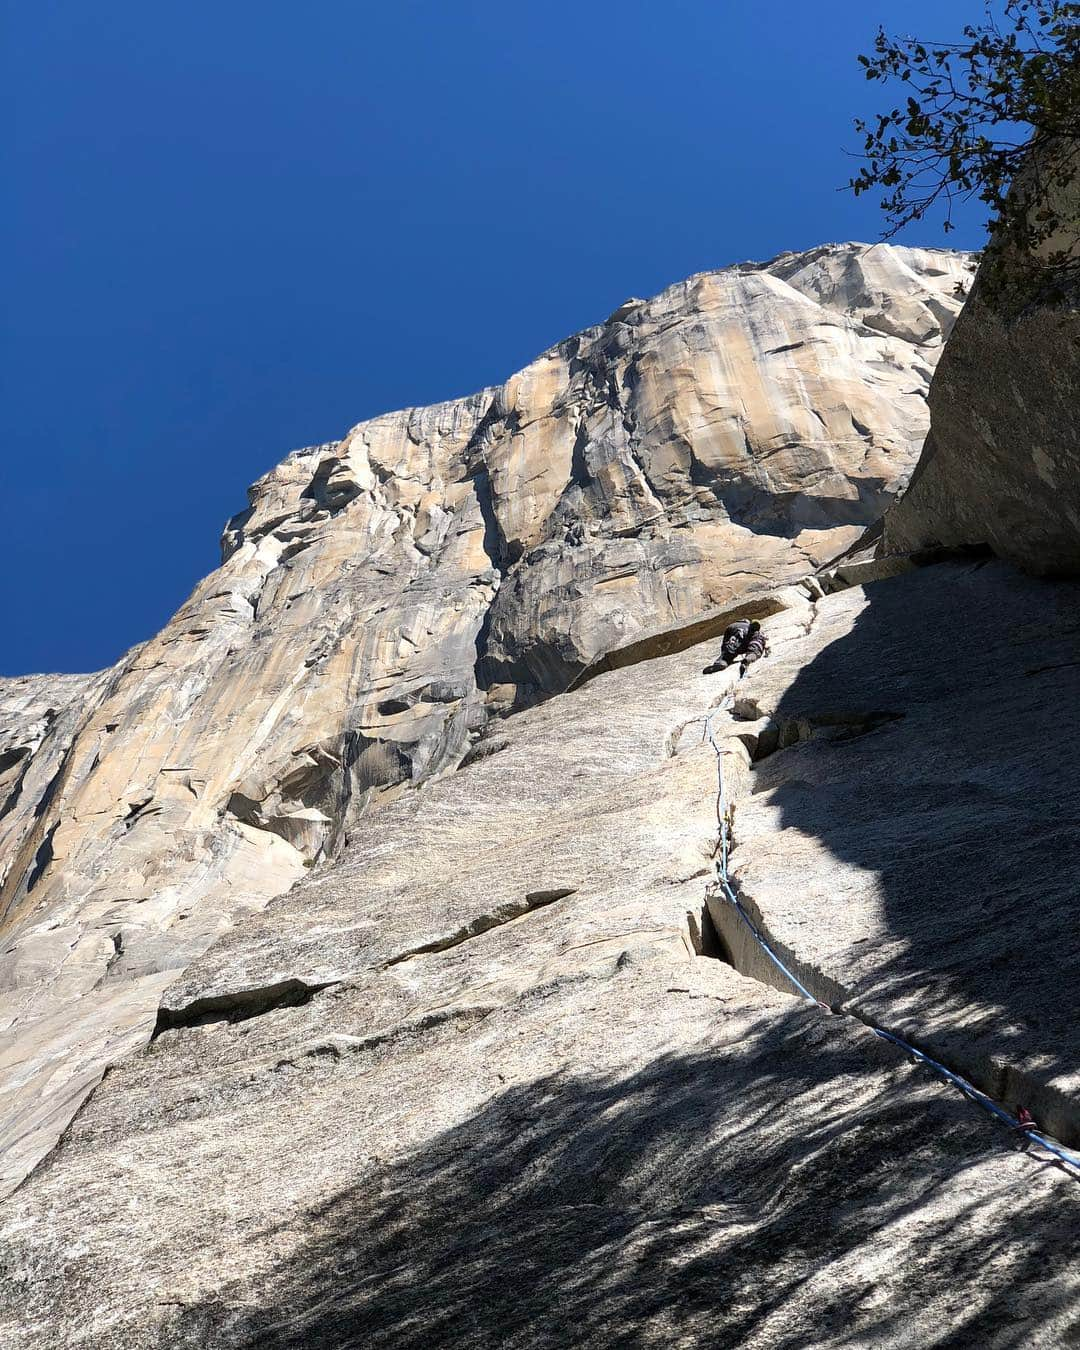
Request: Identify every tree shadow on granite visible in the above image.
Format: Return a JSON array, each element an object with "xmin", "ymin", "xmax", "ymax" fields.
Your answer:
[
  {"xmin": 762, "ymin": 560, "xmax": 1080, "ymax": 1123},
  {"xmin": 173, "ymin": 1005, "xmax": 1078, "ymax": 1349}
]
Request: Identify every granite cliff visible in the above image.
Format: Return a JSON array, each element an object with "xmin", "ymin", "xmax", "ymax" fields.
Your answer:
[
  {"xmin": 6, "ymin": 237, "xmax": 1080, "ymax": 1348},
  {"xmin": 0, "ymin": 241, "xmax": 970, "ymax": 1198}
]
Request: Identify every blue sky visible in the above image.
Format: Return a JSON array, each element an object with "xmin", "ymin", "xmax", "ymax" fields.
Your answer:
[{"xmin": 2, "ymin": 0, "xmax": 985, "ymax": 675}]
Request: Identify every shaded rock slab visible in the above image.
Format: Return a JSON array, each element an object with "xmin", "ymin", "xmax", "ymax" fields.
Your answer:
[
  {"xmin": 708, "ymin": 560, "xmax": 1080, "ymax": 1148},
  {"xmin": 3, "ymin": 572, "xmax": 1078, "ymax": 1349}
]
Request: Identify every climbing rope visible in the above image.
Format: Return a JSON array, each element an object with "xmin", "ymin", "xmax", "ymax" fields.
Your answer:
[{"xmin": 703, "ymin": 683, "xmax": 1080, "ymax": 1179}]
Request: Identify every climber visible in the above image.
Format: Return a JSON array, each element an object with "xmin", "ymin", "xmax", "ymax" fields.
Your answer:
[{"xmin": 702, "ymin": 620, "xmax": 768, "ymax": 677}]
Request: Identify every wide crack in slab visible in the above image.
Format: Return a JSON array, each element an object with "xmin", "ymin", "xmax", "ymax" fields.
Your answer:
[{"xmin": 153, "ymin": 976, "xmax": 337, "ymax": 1037}]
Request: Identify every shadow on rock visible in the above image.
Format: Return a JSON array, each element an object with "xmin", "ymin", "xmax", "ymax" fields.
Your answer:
[
  {"xmin": 172, "ymin": 1001, "xmax": 1078, "ymax": 1349},
  {"xmin": 760, "ymin": 560, "xmax": 1080, "ymax": 1122}
]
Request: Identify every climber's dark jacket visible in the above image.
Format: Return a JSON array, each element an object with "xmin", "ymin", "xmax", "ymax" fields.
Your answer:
[{"xmin": 702, "ymin": 620, "xmax": 767, "ymax": 674}]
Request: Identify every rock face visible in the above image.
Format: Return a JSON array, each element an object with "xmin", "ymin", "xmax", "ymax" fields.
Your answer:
[
  {"xmin": 3, "ymin": 562, "xmax": 1078, "ymax": 1348},
  {"xmin": 708, "ymin": 559, "xmax": 1080, "ymax": 1148},
  {"xmin": 0, "ymin": 241, "xmax": 971, "ymax": 1197},
  {"xmin": 0, "ymin": 675, "xmax": 93, "ymax": 859},
  {"xmin": 883, "ymin": 147, "xmax": 1080, "ymax": 572}
]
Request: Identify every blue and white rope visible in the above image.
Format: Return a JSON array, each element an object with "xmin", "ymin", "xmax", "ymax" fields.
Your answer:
[{"xmin": 704, "ymin": 688, "xmax": 1080, "ymax": 1178}]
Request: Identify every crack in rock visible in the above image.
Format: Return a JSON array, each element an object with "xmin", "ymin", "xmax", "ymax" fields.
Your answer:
[
  {"xmin": 703, "ymin": 709, "xmax": 1080, "ymax": 1155},
  {"xmin": 707, "ymin": 863, "xmax": 1080, "ymax": 1158},
  {"xmin": 730, "ymin": 702, "xmax": 906, "ymax": 764},
  {"xmin": 381, "ymin": 887, "xmax": 580, "ymax": 969},
  {"xmin": 154, "ymin": 977, "xmax": 338, "ymax": 1037},
  {"xmin": 270, "ymin": 1006, "xmax": 499, "ymax": 1073}
]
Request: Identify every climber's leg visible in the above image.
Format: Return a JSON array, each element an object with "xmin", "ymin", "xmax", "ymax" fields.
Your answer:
[{"xmin": 739, "ymin": 634, "xmax": 768, "ymax": 676}]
